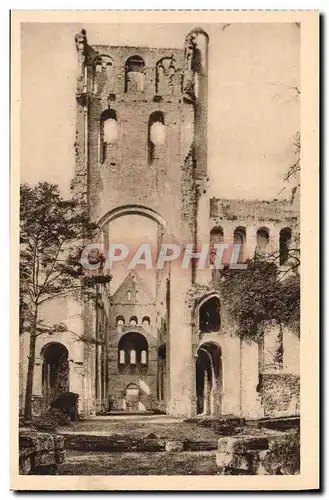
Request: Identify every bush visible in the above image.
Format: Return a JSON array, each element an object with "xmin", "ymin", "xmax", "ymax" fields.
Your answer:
[
  {"xmin": 33, "ymin": 408, "xmax": 71, "ymax": 431},
  {"xmin": 263, "ymin": 430, "xmax": 300, "ymax": 475}
]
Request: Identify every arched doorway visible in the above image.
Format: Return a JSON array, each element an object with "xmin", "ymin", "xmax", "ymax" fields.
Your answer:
[
  {"xmin": 125, "ymin": 383, "xmax": 140, "ymax": 412},
  {"xmin": 196, "ymin": 342, "xmax": 222, "ymax": 416},
  {"xmin": 42, "ymin": 342, "xmax": 69, "ymax": 404}
]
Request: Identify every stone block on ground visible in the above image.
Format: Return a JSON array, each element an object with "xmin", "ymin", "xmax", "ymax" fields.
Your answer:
[{"xmin": 165, "ymin": 440, "xmax": 184, "ymax": 452}]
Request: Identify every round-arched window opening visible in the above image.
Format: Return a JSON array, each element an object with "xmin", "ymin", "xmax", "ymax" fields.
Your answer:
[
  {"xmin": 129, "ymin": 315, "xmax": 138, "ymax": 326},
  {"xmin": 210, "ymin": 226, "xmax": 224, "ymax": 264},
  {"xmin": 233, "ymin": 227, "xmax": 246, "ymax": 263},
  {"xmin": 142, "ymin": 316, "xmax": 151, "ymax": 326},
  {"xmin": 141, "ymin": 350, "xmax": 147, "ymax": 364},
  {"xmin": 119, "ymin": 349, "xmax": 125, "ymax": 364},
  {"xmin": 256, "ymin": 228, "xmax": 269, "ymax": 253},
  {"xmin": 116, "ymin": 315, "xmax": 125, "ymax": 326},
  {"xmin": 148, "ymin": 111, "xmax": 165, "ymax": 163},
  {"xmin": 150, "ymin": 121, "xmax": 165, "ymax": 146},
  {"xmin": 125, "ymin": 56, "xmax": 145, "ymax": 92},
  {"xmin": 101, "ymin": 109, "xmax": 118, "ymax": 144},
  {"xmin": 130, "ymin": 349, "xmax": 136, "ymax": 364},
  {"xmin": 199, "ymin": 296, "xmax": 221, "ymax": 333}
]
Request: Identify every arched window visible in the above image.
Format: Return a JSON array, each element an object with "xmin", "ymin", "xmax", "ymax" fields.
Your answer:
[
  {"xmin": 141, "ymin": 350, "xmax": 147, "ymax": 364},
  {"xmin": 101, "ymin": 109, "xmax": 118, "ymax": 143},
  {"xmin": 135, "ymin": 290, "xmax": 139, "ymax": 302},
  {"xmin": 280, "ymin": 228, "xmax": 292, "ymax": 265},
  {"xmin": 95, "ymin": 55, "xmax": 113, "ymax": 74},
  {"xmin": 125, "ymin": 56, "xmax": 145, "ymax": 92},
  {"xmin": 142, "ymin": 316, "xmax": 151, "ymax": 326},
  {"xmin": 233, "ymin": 227, "xmax": 246, "ymax": 263},
  {"xmin": 156, "ymin": 57, "xmax": 176, "ymax": 95},
  {"xmin": 118, "ymin": 332, "xmax": 149, "ymax": 373},
  {"xmin": 119, "ymin": 349, "xmax": 125, "ymax": 364},
  {"xmin": 148, "ymin": 111, "xmax": 165, "ymax": 163},
  {"xmin": 199, "ymin": 297, "xmax": 220, "ymax": 333},
  {"xmin": 127, "ymin": 290, "xmax": 131, "ymax": 302},
  {"xmin": 100, "ymin": 108, "xmax": 118, "ymax": 163},
  {"xmin": 116, "ymin": 315, "xmax": 125, "ymax": 326},
  {"xmin": 129, "ymin": 316, "xmax": 138, "ymax": 326},
  {"xmin": 256, "ymin": 228, "xmax": 269, "ymax": 254},
  {"xmin": 130, "ymin": 349, "xmax": 136, "ymax": 364},
  {"xmin": 210, "ymin": 226, "xmax": 224, "ymax": 264}
]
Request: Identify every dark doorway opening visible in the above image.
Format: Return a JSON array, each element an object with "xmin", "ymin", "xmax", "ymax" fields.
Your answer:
[{"xmin": 42, "ymin": 342, "xmax": 69, "ymax": 404}]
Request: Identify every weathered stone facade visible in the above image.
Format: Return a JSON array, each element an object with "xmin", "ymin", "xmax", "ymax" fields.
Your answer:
[{"xmin": 19, "ymin": 27, "xmax": 300, "ymax": 420}]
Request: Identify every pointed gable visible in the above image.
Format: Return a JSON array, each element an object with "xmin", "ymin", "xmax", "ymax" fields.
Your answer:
[{"xmin": 111, "ymin": 270, "xmax": 155, "ymax": 305}]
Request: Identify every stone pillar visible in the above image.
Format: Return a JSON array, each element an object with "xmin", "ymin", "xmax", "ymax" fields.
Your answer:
[
  {"xmin": 167, "ymin": 268, "xmax": 193, "ymax": 418},
  {"xmin": 195, "ymin": 188, "xmax": 212, "ymax": 286},
  {"xmin": 220, "ymin": 334, "xmax": 241, "ymax": 416},
  {"xmin": 269, "ymin": 226, "xmax": 280, "ymax": 256},
  {"xmin": 241, "ymin": 340, "xmax": 263, "ymax": 419},
  {"xmin": 95, "ymin": 344, "xmax": 102, "ymax": 412},
  {"xmin": 245, "ymin": 226, "xmax": 257, "ymax": 260},
  {"xmin": 33, "ymin": 357, "xmax": 43, "ymax": 396},
  {"xmin": 69, "ymin": 362, "xmax": 84, "ymax": 412}
]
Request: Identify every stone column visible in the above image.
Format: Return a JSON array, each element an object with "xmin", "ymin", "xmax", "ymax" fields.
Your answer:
[
  {"xmin": 245, "ymin": 226, "xmax": 257, "ymax": 260},
  {"xmin": 95, "ymin": 344, "xmax": 102, "ymax": 413},
  {"xmin": 195, "ymin": 187, "xmax": 212, "ymax": 286},
  {"xmin": 167, "ymin": 268, "xmax": 193, "ymax": 418},
  {"xmin": 33, "ymin": 357, "xmax": 43, "ymax": 396},
  {"xmin": 269, "ymin": 226, "xmax": 281, "ymax": 257},
  {"xmin": 241, "ymin": 340, "xmax": 263, "ymax": 418}
]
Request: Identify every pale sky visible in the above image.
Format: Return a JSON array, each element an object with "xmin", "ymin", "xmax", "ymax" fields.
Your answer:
[{"xmin": 21, "ymin": 22, "xmax": 300, "ymax": 200}]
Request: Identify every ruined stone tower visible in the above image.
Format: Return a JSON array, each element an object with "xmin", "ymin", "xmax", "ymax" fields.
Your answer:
[{"xmin": 73, "ymin": 28, "xmax": 210, "ymax": 417}]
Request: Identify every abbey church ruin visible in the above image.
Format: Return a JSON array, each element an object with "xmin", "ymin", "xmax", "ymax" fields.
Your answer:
[{"xmin": 19, "ymin": 27, "xmax": 300, "ymax": 421}]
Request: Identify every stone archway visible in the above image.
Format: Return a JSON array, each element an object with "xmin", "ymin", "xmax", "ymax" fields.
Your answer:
[
  {"xmin": 41, "ymin": 342, "xmax": 69, "ymax": 404},
  {"xmin": 195, "ymin": 342, "xmax": 222, "ymax": 416}
]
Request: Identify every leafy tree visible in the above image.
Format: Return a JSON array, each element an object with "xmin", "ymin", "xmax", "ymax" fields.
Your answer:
[
  {"xmin": 20, "ymin": 182, "xmax": 103, "ymax": 422},
  {"xmin": 214, "ymin": 255, "xmax": 300, "ymax": 341}
]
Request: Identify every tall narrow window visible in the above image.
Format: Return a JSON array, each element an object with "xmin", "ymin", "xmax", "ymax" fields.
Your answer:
[
  {"xmin": 141, "ymin": 350, "xmax": 147, "ymax": 365},
  {"xmin": 125, "ymin": 56, "xmax": 145, "ymax": 92},
  {"xmin": 210, "ymin": 226, "xmax": 224, "ymax": 264},
  {"xmin": 148, "ymin": 111, "xmax": 165, "ymax": 163},
  {"xmin": 280, "ymin": 228, "xmax": 292, "ymax": 265},
  {"xmin": 119, "ymin": 350, "xmax": 125, "ymax": 364},
  {"xmin": 100, "ymin": 108, "xmax": 118, "ymax": 163},
  {"xmin": 127, "ymin": 290, "xmax": 131, "ymax": 302},
  {"xmin": 199, "ymin": 297, "xmax": 220, "ymax": 333},
  {"xmin": 130, "ymin": 349, "xmax": 136, "ymax": 364},
  {"xmin": 156, "ymin": 57, "xmax": 176, "ymax": 95},
  {"xmin": 256, "ymin": 228, "xmax": 269, "ymax": 255},
  {"xmin": 135, "ymin": 290, "xmax": 139, "ymax": 302},
  {"xmin": 233, "ymin": 227, "xmax": 246, "ymax": 263}
]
